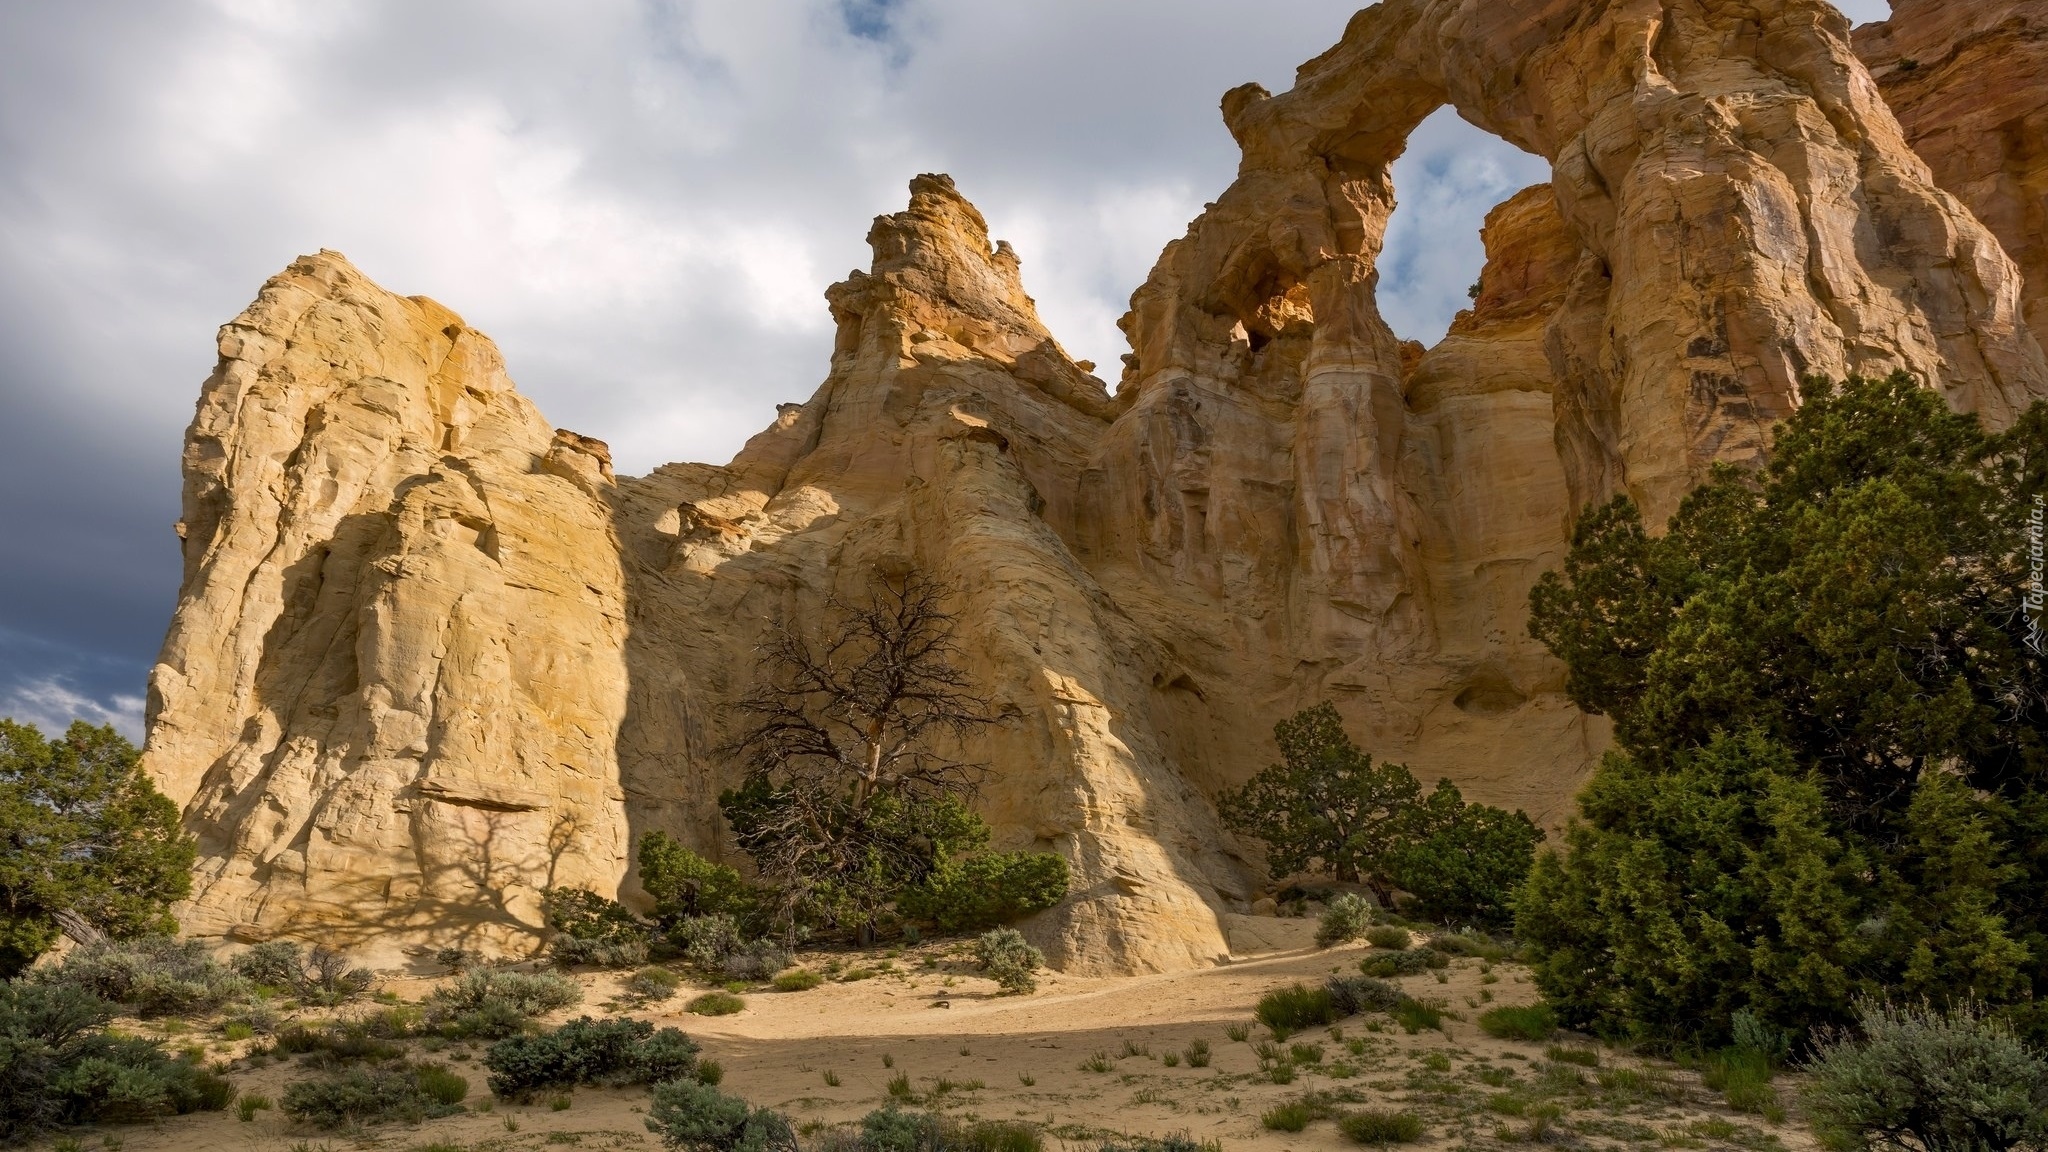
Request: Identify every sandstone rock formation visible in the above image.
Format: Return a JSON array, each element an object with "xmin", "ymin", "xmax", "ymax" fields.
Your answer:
[
  {"xmin": 1855, "ymin": 0, "xmax": 2048, "ymax": 342},
  {"xmin": 146, "ymin": 0, "xmax": 2048, "ymax": 972}
]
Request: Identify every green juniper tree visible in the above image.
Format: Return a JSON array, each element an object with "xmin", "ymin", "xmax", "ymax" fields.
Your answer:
[
  {"xmin": 0, "ymin": 720, "xmax": 195, "ymax": 978},
  {"xmin": 1520, "ymin": 373, "xmax": 2048, "ymax": 1046}
]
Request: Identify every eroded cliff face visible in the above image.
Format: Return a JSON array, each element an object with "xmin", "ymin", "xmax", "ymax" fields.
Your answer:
[
  {"xmin": 146, "ymin": 0, "xmax": 2048, "ymax": 972},
  {"xmin": 1855, "ymin": 0, "xmax": 2048, "ymax": 341}
]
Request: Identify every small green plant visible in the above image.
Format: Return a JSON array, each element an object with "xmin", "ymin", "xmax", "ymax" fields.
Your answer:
[
  {"xmin": 1256, "ymin": 984, "xmax": 1338, "ymax": 1038},
  {"xmin": 1419, "ymin": 1051, "xmax": 1451, "ymax": 1073},
  {"xmin": 695, "ymin": 1059, "xmax": 725, "ymax": 1086},
  {"xmin": 625, "ymin": 966, "xmax": 683, "ymax": 1001},
  {"xmin": 823, "ymin": 1070, "xmax": 841, "ymax": 1087},
  {"xmin": 1225, "ymin": 1023, "xmax": 1250, "ymax": 1043},
  {"xmin": 549, "ymin": 1094, "xmax": 573, "ymax": 1111},
  {"xmin": 1019, "ymin": 1073, "xmax": 1035, "ymax": 1086},
  {"xmin": 1081, "ymin": 1051, "xmax": 1115, "ymax": 1073},
  {"xmin": 1340, "ymin": 1109, "xmax": 1423, "ymax": 1145},
  {"xmin": 1162, "ymin": 1052, "xmax": 1180, "ymax": 1067},
  {"xmin": 1479, "ymin": 1004, "xmax": 1557, "ymax": 1041},
  {"xmin": 1290, "ymin": 1042, "xmax": 1325, "ymax": 1065},
  {"xmin": 224, "ymin": 1022, "xmax": 255, "ymax": 1042},
  {"xmin": 238, "ymin": 1092, "xmax": 274, "ymax": 1122},
  {"xmin": 1391, "ymin": 999, "xmax": 1443, "ymax": 1034},
  {"xmin": 1326, "ymin": 975, "xmax": 1406, "ymax": 1017},
  {"xmin": 1701, "ymin": 1047, "xmax": 1774, "ymax": 1113},
  {"xmin": 1183, "ymin": 1039, "xmax": 1212, "ymax": 1068},
  {"xmin": 773, "ymin": 968, "xmax": 822, "ymax": 992},
  {"xmin": 687, "ymin": 991, "xmax": 745, "ymax": 1016},
  {"xmin": 1317, "ymin": 893, "xmax": 1377, "ymax": 948},
  {"xmin": 1268, "ymin": 1062, "xmax": 1297, "ymax": 1084},
  {"xmin": 1364, "ymin": 926, "xmax": 1410, "ymax": 951},
  {"xmin": 888, "ymin": 1072, "xmax": 915, "ymax": 1098},
  {"xmin": 1545, "ymin": 1045, "xmax": 1600, "ymax": 1068},
  {"xmin": 1263, "ymin": 1101, "xmax": 1315, "ymax": 1132},
  {"xmin": 1121, "ymin": 1039, "xmax": 1150, "ymax": 1058},
  {"xmin": 975, "ymin": 928, "xmax": 1046, "ymax": 995}
]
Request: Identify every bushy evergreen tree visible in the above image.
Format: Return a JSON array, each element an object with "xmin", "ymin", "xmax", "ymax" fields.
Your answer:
[
  {"xmin": 0, "ymin": 721, "xmax": 194, "ymax": 978},
  {"xmin": 1521, "ymin": 374, "xmax": 2048, "ymax": 1046}
]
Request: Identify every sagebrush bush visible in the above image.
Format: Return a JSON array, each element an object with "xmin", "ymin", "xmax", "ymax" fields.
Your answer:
[
  {"xmin": 1256, "ymin": 984, "xmax": 1337, "ymax": 1038},
  {"xmin": 645, "ymin": 1079, "xmax": 793, "ymax": 1152},
  {"xmin": 1479, "ymin": 1004, "xmax": 1556, "ymax": 1041},
  {"xmin": 627, "ymin": 966, "xmax": 684, "ymax": 1001},
  {"xmin": 1339, "ymin": 1110, "xmax": 1423, "ymax": 1145},
  {"xmin": 1316, "ymin": 894, "xmax": 1376, "ymax": 949},
  {"xmin": 1358, "ymin": 949, "xmax": 1447, "ymax": 978},
  {"xmin": 229, "ymin": 941, "xmax": 373, "ymax": 1006},
  {"xmin": 422, "ymin": 969, "xmax": 581, "ymax": 1038},
  {"xmin": 0, "ymin": 982, "xmax": 234, "ymax": 1143},
  {"xmin": 542, "ymin": 886, "xmax": 652, "ymax": 968},
  {"xmin": 32, "ymin": 936, "xmax": 248, "ymax": 1018},
  {"xmin": 673, "ymin": 915, "xmax": 746, "ymax": 971},
  {"xmin": 1803, "ymin": 1000, "xmax": 2048, "ymax": 1152},
  {"xmin": 974, "ymin": 928, "xmax": 1045, "ymax": 995},
  {"xmin": 552, "ymin": 934, "xmax": 651, "ymax": 968},
  {"xmin": 484, "ymin": 1016, "xmax": 699, "ymax": 1099},
  {"xmin": 722, "ymin": 939, "xmax": 792, "ymax": 983},
  {"xmin": 280, "ymin": 1062, "xmax": 468, "ymax": 1129},
  {"xmin": 1325, "ymin": 975, "xmax": 1406, "ymax": 1018},
  {"xmin": 851, "ymin": 1106, "xmax": 1043, "ymax": 1152},
  {"xmin": 1362, "ymin": 926, "xmax": 1410, "ymax": 951},
  {"xmin": 1096, "ymin": 1136, "xmax": 1218, "ymax": 1152}
]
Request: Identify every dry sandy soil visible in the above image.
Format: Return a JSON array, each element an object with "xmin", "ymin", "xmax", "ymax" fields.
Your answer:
[{"xmin": 60, "ymin": 915, "xmax": 1812, "ymax": 1152}]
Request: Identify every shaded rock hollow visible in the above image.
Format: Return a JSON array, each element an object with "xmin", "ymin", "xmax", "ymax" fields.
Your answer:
[{"xmin": 144, "ymin": 0, "xmax": 2048, "ymax": 971}]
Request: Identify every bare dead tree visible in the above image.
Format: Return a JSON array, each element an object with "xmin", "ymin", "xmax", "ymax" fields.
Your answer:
[{"xmin": 721, "ymin": 570, "xmax": 992, "ymax": 938}]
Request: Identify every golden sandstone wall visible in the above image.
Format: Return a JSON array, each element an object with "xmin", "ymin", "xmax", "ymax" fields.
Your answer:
[{"xmin": 144, "ymin": 0, "xmax": 2048, "ymax": 971}]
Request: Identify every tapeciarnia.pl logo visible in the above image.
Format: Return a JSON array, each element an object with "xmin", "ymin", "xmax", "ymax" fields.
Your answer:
[{"xmin": 2029, "ymin": 494, "xmax": 2045, "ymax": 656}]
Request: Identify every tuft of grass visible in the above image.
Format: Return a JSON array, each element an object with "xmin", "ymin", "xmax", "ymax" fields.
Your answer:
[
  {"xmin": 823, "ymin": 1070, "xmax": 841, "ymax": 1087},
  {"xmin": 1419, "ymin": 1052, "xmax": 1451, "ymax": 1073},
  {"xmin": 548, "ymin": 1095, "xmax": 572, "ymax": 1112},
  {"xmin": 1121, "ymin": 1039, "xmax": 1151, "ymax": 1058},
  {"xmin": 1480, "ymin": 1004, "xmax": 1557, "ymax": 1042},
  {"xmin": 772, "ymin": 969, "xmax": 822, "ymax": 992},
  {"xmin": 1256, "ymin": 984, "xmax": 1338, "ymax": 1039},
  {"xmin": 687, "ymin": 991, "xmax": 745, "ymax": 1016},
  {"xmin": 1162, "ymin": 1052, "xmax": 1180, "ymax": 1067},
  {"xmin": 1262, "ymin": 1101, "xmax": 1314, "ymax": 1132},
  {"xmin": 1545, "ymin": 1045, "xmax": 1600, "ymax": 1068},
  {"xmin": 695, "ymin": 1060, "xmax": 724, "ymax": 1086},
  {"xmin": 1701, "ymin": 1048, "xmax": 1775, "ymax": 1114},
  {"xmin": 888, "ymin": 1072, "xmax": 915, "ymax": 1099},
  {"xmin": 1290, "ymin": 1042, "xmax": 1325, "ymax": 1065},
  {"xmin": 1268, "ymin": 1062, "xmax": 1297, "ymax": 1084},
  {"xmin": 237, "ymin": 1092, "xmax": 274, "ymax": 1122},
  {"xmin": 1225, "ymin": 1023, "xmax": 1251, "ymax": 1043},
  {"xmin": 882, "ymin": 1054, "xmax": 895, "ymax": 1068},
  {"xmin": 1183, "ymin": 1039, "xmax": 1212, "ymax": 1068},
  {"xmin": 1018, "ymin": 1073, "xmax": 1035, "ymax": 1087},
  {"xmin": 1391, "ymin": 999, "xmax": 1443, "ymax": 1034},
  {"xmin": 1340, "ymin": 1109, "xmax": 1423, "ymax": 1145},
  {"xmin": 1080, "ymin": 1051, "xmax": 1115, "ymax": 1073},
  {"xmin": 1363, "ymin": 926, "xmax": 1411, "ymax": 951}
]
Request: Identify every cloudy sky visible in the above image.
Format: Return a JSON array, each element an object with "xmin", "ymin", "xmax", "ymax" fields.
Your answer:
[{"xmin": 0, "ymin": 0, "xmax": 1891, "ymax": 740}]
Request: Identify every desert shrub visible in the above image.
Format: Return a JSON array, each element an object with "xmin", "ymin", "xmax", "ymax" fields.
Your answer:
[
  {"xmin": 1363, "ymin": 926, "xmax": 1409, "ymax": 951},
  {"xmin": 974, "ymin": 928, "xmax": 1044, "ymax": 996},
  {"xmin": 1262, "ymin": 1101, "xmax": 1314, "ymax": 1132},
  {"xmin": 674, "ymin": 915, "xmax": 747, "ymax": 970},
  {"xmin": 722, "ymin": 940, "xmax": 792, "ymax": 983},
  {"xmin": 1427, "ymin": 933, "xmax": 1508, "ymax": 962},
  {"xmin": 0, "ymin": 721, "xmax": 195, "ymax": 979},
  {"xmin": 1384, "ymin": 785, "xmax": 1543, "ymax": 927},
  {"xmin": 1339, "ymin": 1110, "xmax": 1423, "ymax": 1145},
  {"xmin": 1519, "ymin": 377, "xmax": 2048, "ymax": 1046},
  {"xmin": 1803, "ymin": 999, "xmax": 2048, "ymax": 1152},
  {"xmin": 639, "ymin": 832, "xmax": 756, "ymax": 925},
  {"xmin": 627, "ymin": 966, "xmax": 684, "ymax": 1002},
  {"xmin": 1392, "ymin": 1000, "xmax": 1444, "ymax": 1034},
  {"xmin": 422, "ymin": 969, "xmax": 581, "ymax": 1038},
  {"xmin": 1256, "ymin": 984, "xmax": 1337, "ymax": 1038},
  {"xmin": 542, "ymin": 887, "xmax": 652, "ymax": 968},
  {"xmin": 1096, "ymin": 1136, "xmax": 1217, "ymax": 1152},
  {"xmin": 688, "ymin": 992, "xmax": 746, "ymax": 1017},
  {"xmin": 271, "ymin": 1018, "xmax": 408, "ymax": 1065},
  {"xmin": 1316, "ymin": 894, "xmax": 1376, "ymax": 949},
  {"xmin": 1479, "ymin": 1004, "xmax": 1557, "ymax": 1041},
  {"xmin": 645, "ymin": 1079, "xmax": 794, "ymax": 1152},
  {"xmin": 32, "ymin": 936, "xmax": 248, "ymax": 1018},
  {"xmin": 230, "ymin": 941, "xmax": 373, "ymax": 1006},
  {"xmin": 772, "ymin": 969, "xmax": 822, "ymax": 992},
  {"xmin": 484, "ymin": 1016, "xmax": 699, "ymax": 1100},
  {"xmin": 897, "ymin": 851, "xmax": 1070, "ymax": 933},
  {"xmin": 280, "ymin": 1062, "xmax": 467, "ymax": 1129},
  {"xmin": 1357, "ymin": 949, "xmax": 1446, "ymax": 978},
  {"xmin": 0, "ymin": 982, "xmax": 234, "ymax": 1143},
  {"xmin": 1326, "ymin": 975, "xmax": 1407, "ymax": 1017}
]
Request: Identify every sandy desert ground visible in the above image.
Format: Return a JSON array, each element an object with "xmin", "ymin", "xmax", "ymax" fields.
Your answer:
[{"xmin": 52, "ymin": 915, "xmax": 1812, "ymax": 1152}]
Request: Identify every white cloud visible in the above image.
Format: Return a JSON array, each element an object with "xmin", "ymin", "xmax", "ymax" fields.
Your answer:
[{"xmin": 1, "ymin": 678, "xmax": 147, "ymax": 742}]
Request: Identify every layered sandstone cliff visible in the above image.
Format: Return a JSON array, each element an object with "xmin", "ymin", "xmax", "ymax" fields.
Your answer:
[{"xmin": 146, "ymin": 0, "xmax": 2048, "ymax": 971}]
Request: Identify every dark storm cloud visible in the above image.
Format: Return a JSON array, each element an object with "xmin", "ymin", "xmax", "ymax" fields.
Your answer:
[{"xmin": 0, "ymin": 0, "xmax": 1893, "ymax": 736}]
